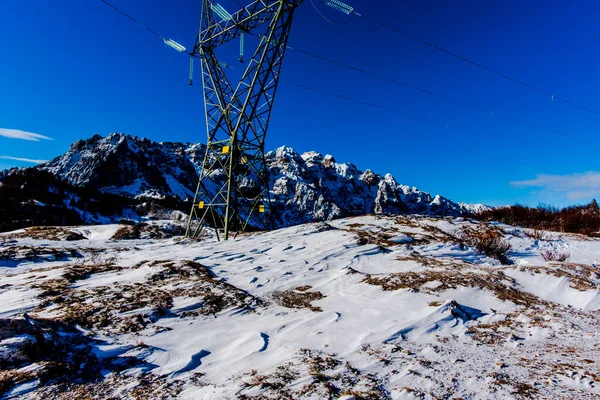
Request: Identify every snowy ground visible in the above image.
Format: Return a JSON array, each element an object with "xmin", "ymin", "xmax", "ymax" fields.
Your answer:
[{"xmin": 1, "ymin": 215, "xmax": 599, "ymax": 399}]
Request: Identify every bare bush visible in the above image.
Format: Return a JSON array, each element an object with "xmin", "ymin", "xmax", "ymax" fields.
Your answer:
[
  {"xmin": 541, "ymin": 249, "xmax": 570, "ymax": 262},
  {"xmin": 524, "ymin": 229, "xmax": 552, "ymax": 241},
  {"xmin": 469, "ymin": 200, "xmax": 600, "ymax": 237},
  {"xmin": 456, "ymin": 227, "xmax": 512, "ymax": 265}
]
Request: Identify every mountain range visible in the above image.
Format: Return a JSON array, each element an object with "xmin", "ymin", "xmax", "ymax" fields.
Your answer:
[{"xmin": 0, "ymin": 133, "xmax": 488, "ymax": 231}]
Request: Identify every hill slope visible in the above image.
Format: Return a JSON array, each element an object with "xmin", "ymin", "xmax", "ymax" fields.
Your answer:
[{"xmin": 1, "ymin": 216, "xmax": 599, "ymax": 398}]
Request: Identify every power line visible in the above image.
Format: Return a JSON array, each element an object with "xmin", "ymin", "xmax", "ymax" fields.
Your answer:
[
  {"xmin": 100, "ymin": 0, "xmax": 166, "ymax": 40},
  {"xmin": 308, "ymin": 0, "xmax": 355, "ymax": 26},
  {"xmin": 293, "ymin": 82, "xmax": 506, "ymax": 140},
  {"xmin": 287, "ymin": 45, "xmax": 569, "ymax": 137},
  {"xmin": 99, "ymin": 0, "xmax": 194, "ymax": 56},
  {"xmin": 98, "ymin": 0, "xmax": 589, "ymax": 150},
  {"xmin": 291, "ymin": 82, "xmax": 600, "ymax": 162},
  {"xmin": 292, "ymin": 82, "xmax": 533, "ymax": 146},
  {"xmin": 352, "ymin": 11, "xmax": 600, "ymax": 117},
  {"xmin": 293, "ymin": 83, "xmax": 448, "ymax": 127}
]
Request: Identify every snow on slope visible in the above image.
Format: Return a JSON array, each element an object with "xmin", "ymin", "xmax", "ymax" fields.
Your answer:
[
  {"xmin": 37, "ymin": 133, "xmax": 488, "ymax": 228},
  {"xmin": 1, "ymin": 216, "xmax": 598, "ymax": 398}
]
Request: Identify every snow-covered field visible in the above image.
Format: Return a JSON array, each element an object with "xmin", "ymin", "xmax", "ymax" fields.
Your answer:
[{"xmin": 1, "ymin": 215, "xmax": 599, "ymax": 399}]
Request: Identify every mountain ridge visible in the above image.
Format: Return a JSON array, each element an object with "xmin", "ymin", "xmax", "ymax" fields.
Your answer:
[{"xmin": 3, "ymin": 132, "xmax": 488, "ymax": 230}]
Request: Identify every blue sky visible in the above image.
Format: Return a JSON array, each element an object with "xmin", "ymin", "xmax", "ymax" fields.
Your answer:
[{"xmin": 1, "ymin": 0, "xmax": 599, "ymax": 207}]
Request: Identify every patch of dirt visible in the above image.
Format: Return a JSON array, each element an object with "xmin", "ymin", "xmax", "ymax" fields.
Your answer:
[
  {"xmin": 158, "ymin": 260, "xmax": 263, "ymax": 317},
  {"xmin": 111, "ymin": 225, "xmax": 141, "ymax": 240}
]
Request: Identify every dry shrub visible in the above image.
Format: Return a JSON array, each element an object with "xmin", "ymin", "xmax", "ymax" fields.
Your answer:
[
  {"xmin": 456, "ymin": 226, "xmax": 512, "ymax": 265},
  {"xmin": 541, "ymin": 249, "xmax": 570, "ymax": 262},
  {"xmin": 524, "ymin": 229, "xmax": 552, "ymax": 241},
  {"xmin": 112, "ymin": 225, "xmax": 141, "ymax": 240},
  {"xmin": 470, "ymin": 200, "xmax": 600, "ymax": 237},
  {"xmin": 62, "ymin": 251, "xmax": 120, "ymax": 281}
]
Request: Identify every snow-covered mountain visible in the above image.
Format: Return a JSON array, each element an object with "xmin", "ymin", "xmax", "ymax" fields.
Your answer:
[
  {"xmin": 38, "ymin": 133, "xmax": 488, "ymax": 227},
  {"xmin": 41, "ymin": 133, "xmax": 205, "ymax": 201}
]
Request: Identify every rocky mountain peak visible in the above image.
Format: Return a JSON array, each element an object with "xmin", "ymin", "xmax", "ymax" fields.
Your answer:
[{"xmin": 35, "ymin": 134, "xmax": 488, "ymax": 228}]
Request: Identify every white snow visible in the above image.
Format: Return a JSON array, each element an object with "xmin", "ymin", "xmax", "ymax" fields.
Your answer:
[{"xmin": 1, "ymin": 215, "xmax": 599, "ymax": 398}]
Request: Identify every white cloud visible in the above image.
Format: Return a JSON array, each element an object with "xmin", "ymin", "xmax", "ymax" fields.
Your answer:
[
  {"xmin": 0, "ymin": 128, "xmax": 52, "ymax": 141},
  {"xmin": 0, "ymin": 155, "xmax": 48, "ymax": 164},
  {"xmin": 511, "ymin": 172, "xmax": 600, "ymax": 201}
]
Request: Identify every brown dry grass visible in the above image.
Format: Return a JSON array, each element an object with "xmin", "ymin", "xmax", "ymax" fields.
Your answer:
[
  {"xmin": 519, "ymin": 263, "xmax": 599, "ymax": 291},
  {"xmin": 466, "ymin": 317, "xmax": 522, "ymax": 345},
  {"xmin": 488, "ymin": 371, "xmax": 539, "ymax": 399},
  {"xmin": 0, "ymin": 316, "xmax": 108, "ymax": 398},
  {"xmin": 364, "ymin": 269, "xmax": 543, "ymax": 307},
  {"xmin": 32, "ymin": 260, "xmax": 262, "ymax": 335},
  {"xmin": 271, "ymin": 289, "xmax": 325, "ymax": 312},
  {"xmin": 420, "ymin": 222, "xmax": 461, "ymax": 243},
  {"xmin": 111, "ymin": 223, "xmax": 185, "ymax": 240},
  {"xmin": 0, "ymin": 245, "xmax": 81, "ymax": 263},
  {"xmin": 6, "ymin": 226, "xmax": 86, "ymax": 241},
  {"xmin": 31, "ymin": 371, "xmax": 206, "ymax": 400},
  {"xmin": 239, "ymin": 349, "xmax": 389, "ymax": 400},
  {"xmin": 396, "ymin": 252, "xmax": 474, "ymax": 269}
]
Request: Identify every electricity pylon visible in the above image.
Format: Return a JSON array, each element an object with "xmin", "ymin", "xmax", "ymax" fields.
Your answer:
[{"xmin": 186, "ymin": 0, "xmax": 303, "ymax": 240}]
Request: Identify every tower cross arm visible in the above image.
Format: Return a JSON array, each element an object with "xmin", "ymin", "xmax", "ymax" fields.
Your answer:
[{"xmin": 193, "ymin": 0, "xmax": 303, "ymax": 51}]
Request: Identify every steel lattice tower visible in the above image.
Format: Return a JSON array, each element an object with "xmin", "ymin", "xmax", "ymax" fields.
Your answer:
[{"xmin": 185, "ymin": 0, "xmax": 303, "ymax": 240}]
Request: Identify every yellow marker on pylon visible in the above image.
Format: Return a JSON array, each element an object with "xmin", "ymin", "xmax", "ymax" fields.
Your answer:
[
  {"xmin": 222, "ymin": 145, "xmax": 230, "ymax": 154},
  {"xmin": 198, "ymin": 201, "xmax": 205, "ymax": 209},
  {"xmin": 259, "ymin": 204, "xmax": 265, "ymax": 213}
]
